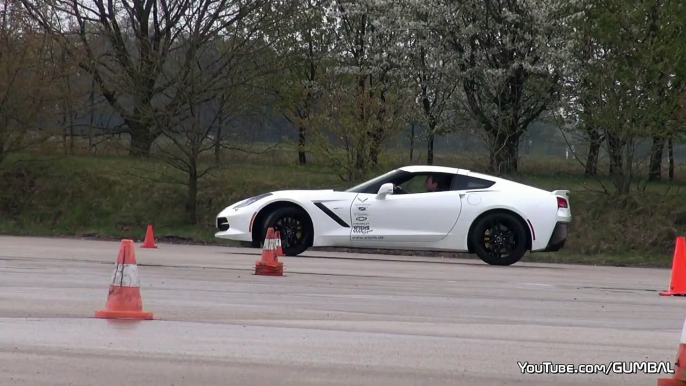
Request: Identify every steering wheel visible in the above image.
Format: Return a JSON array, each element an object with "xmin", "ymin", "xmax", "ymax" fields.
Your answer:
[{"xmin": 393, "ymin": 185, "xmax": 409, "ymax": 194}]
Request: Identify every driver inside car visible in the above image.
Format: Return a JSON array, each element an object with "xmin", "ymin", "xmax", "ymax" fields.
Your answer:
[
  {"xmin": 393, "ymin": 174, "xmax": 450, "ymax": 194},
  {"xmin": 425, "ymin": 174, "xmax": 449, "ymax": 192},
  {"xmin": 425, "ymin": 175, "xmax": 438, "ymax": 192}
]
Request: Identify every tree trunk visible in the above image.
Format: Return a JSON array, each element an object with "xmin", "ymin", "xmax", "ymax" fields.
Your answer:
[
  {"xmin": 355, "ymin": 138, "xmax": 367, "ymax": 172},
  {"xmin": 621, "ymin": 138, "xmax": 634, "ymax": 194},
  {"xmin": 67, "ymin": 69, "xmax": 75, "ymax": 155},
  {"xmin": 491, "ymin": 143, "xmax": 518, "ymax": 175},
  {"xmin": 62, "ymin": 96, "xmax": 68, "ymax": 155},
  {"xmin": 0, "ymin": 118, "xmax": 7, "ymax": 165},
  {"xmin": 298, "ymin": 125, "xmax": 307, "ymax": 164},
  {"xmin": 354, "ymin": 77, "xmax": 368, "ymax": 172},
  {"xmin": 301, "ymin": 36, "xmax": 315, "ymax": 166},
  {"xmin": 89, "ymin": 77, "xmax": 95, "ymax": 153},
  {"xmin": 489, "ymin": 130, "xmax": 519, "ymax": 175},
  {"xmin": 668, "ymin": 136, "xmax": 675, "ymax": 181},
  {"xmin": 607, "ymin": 133, "xmax": 623, "ymax": 176},
  {"xmin": 69, "ymin": 124, "xmax": 75, "ymax": 155},
  {"xmin": 214, "ymin": 116, "xmax": 223, "ymax": 165},
  {"xmin": 62, "ymin": 127, "xmax": 68, "ymax": 155},
  {"xmin": 648, "ymin": 136, "xmax": 665, "ymax": 182},
  {"xmin": 186, "ymin": 171, "xmax": 198, "ymax": 224},
  {"xmin": 409, "ymin": 124, "xmax": 415, "ymax": 162},
  {"xmin": 584, "ymin": 128, "xmax": 601, "ymax": 177},
  {"xmin": 369, "ymin": 132, "xmax": 382, "ymax": 166},
  {"xmin": 369, "ymin": 89, "xmax": 386, "ymax": 166},
  {"xmin": 424, "ymin": 114, "xmax": 437, "ymax": 166},
  {"xmin": 128, "ymin": 122, "xmax": 155, "ymax": 157},
  {"xmin": 369, "ymin": 116, "xmax": 384, "ymax": 166},
  {"xmin": 421, "ymin": 90, "xmax": 436, "ymax": 166},
  {"xmin": 426, "ymin": 132, "xmax": 435, "ymax": 165}
]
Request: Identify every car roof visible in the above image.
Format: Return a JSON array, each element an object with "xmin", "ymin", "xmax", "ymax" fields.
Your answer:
[
  {"xmin": 396, "ymin": 165, "xmax": 469, "ymax": 175},
  {"xmin": 395, "ymin": 165, "xmax": 548, "ymax": 193}
]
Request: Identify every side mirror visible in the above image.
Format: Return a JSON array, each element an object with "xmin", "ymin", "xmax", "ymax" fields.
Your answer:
[{"xmin": 377, "ymin": 183, "xmax": 394, "ymax": 198}]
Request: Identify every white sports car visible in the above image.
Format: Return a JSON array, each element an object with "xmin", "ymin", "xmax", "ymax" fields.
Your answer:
[{"xmin": 215, "ymin": 165, "xmax": 571, "ymax": 266}]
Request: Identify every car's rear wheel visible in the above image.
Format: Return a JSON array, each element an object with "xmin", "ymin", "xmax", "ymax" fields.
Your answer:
[
  {"xmin": 469, "ymin": 212, "xmax": 528, "ymax": 266},
  {"xmin": 259, "ymin": 206, "xmax": 313, "ymax": 256}
]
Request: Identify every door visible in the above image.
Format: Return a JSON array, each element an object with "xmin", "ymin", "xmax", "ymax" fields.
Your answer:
[{"xmin": 349, "ymin": 190, "xmax": 462, "ymax": 243}]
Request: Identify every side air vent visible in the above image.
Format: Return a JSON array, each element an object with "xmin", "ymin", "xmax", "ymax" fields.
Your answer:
[{"xmin": 217, "ymin": 217, "xmax": 230, "ymax": 231}]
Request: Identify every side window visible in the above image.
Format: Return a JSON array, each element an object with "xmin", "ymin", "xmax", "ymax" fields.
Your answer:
[
  {"xmin": 450, "ymin": 175, "xmax": 495, "ymax": 190},
  {"xmin": 398, "ymin": 173, "xmax": 454, "ymax": 193},
  {"xmin": 397, "ymin": 175, "xmax": 426, "ymax": 192}
]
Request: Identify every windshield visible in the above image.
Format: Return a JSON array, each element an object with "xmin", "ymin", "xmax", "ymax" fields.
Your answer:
[{"xmin": 345, "ymin": 170, "xmax": 407, "ymax": 193}]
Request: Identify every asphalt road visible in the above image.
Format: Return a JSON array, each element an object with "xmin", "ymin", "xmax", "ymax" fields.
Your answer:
[{"xmin": 1, "ymin": 235, "xmax": 685, "ymax": 386}]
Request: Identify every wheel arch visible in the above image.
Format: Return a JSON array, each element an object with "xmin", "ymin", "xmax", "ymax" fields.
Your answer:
[
  {"xmin": 251, "ymin": 200, "xmax": 315, "ymax": 246},
  {"xmin": 466, "ymin": 208, "xmax": 533, "ymax": 253}
]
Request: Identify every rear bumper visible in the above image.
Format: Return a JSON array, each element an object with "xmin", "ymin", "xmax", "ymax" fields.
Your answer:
[{"xmin": 542, "ymin": 221, "xmax": 568, "ymax": 252}]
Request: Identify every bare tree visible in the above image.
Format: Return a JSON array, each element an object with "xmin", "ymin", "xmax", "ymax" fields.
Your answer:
[
  {"xmin": 19, "ymin": 0, "xmax": 274, "ymax": 158},
  {"xmin": 270, "ymin": 0, "xmax": 334, "ymax": 165},
  {"xmin": 401, "ymin": 0, "xmax": 457, "ymax": 165},
  {"xmin": 327, "ymin": 0, "xmax": 407, "ymax": 170},
  {"xmin": 137, "ymin": 1, "xmax": 295, "ymax": 223},
  {"xmin": 0, "ymin": 1, "xmax": 66, "ymax": 165},
  {"xmin": 307, "ymin": 66, "xmax": 413, "ymax": 182},
  {"xmin": 560, "ymin": 0, "xmax": 686, "ymax": 193}
]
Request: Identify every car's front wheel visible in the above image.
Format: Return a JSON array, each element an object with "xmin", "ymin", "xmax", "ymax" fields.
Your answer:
[
  {"xmin": 469, "ymin": 212, "xmax": 528, "ymax": 266},
  {"xmin": 259, "ymin": 206, "xmax": 313, "ymax": 256}
]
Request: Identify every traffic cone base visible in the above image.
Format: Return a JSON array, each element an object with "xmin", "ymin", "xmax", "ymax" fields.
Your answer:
[
  {"xmin": 141, "ymin": 224, "xmax": 157, "ymax": 248},
  {"xmin": 95, "ymin": 240, "xmax": 153, "ymax": 320},
  {"xmin": 255, "ymin": 264, "xmax": 284, "ymax": 276},
  {"xmin": 95, "ymin": 310, "xmax": 154, "ymax": 320},
  {"xmin": 660, "ymin": 291, "xmax": 686, "ymax": 296},
  {"xmin": 95, "ymin": 286, "xmax": 154, "ymax": 320},
  {"xmin": 661, "ymin": 237, "xmax": 686, "ymax": 296}
]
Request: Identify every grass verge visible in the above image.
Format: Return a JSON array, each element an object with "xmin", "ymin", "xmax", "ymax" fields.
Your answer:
[{"xmin": 0, "ymin": 153, "xmax": 684, "ymax": 268}]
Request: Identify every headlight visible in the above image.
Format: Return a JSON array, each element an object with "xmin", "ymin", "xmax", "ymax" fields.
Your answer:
[{"xmin": 233, "ymin": 192, "xmax": 272, "ymax": 209}]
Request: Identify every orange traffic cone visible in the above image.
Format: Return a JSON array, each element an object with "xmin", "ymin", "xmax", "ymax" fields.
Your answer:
[
  {"xmin": 657, "ymin": 316, "xmax": 684, "ymax": 385},
  {"xmin": 275, "ymin": 230, "xmax": 284, "ymax": 257},
  {"xmin": 660, "ymin": 237, "xmax": 686, "ymax": 296},
  {"xmin": 141, "ymin": 224, "xmax": 157, "ymax": 248},
  {"xmin": 95, "ymin": 239, "xmax": 154, "ymax": 320},
  {"xmin": 255, "ymin": 227, "xmax": 283, "ymax": 276}
]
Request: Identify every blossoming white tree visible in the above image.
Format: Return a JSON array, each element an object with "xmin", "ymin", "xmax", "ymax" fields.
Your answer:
[
  {"xmin": 418, "ymin": 0, "xmax": 575, "ymax": 175},
  {"xmin": 301, "ymin": 0, "xmax": 413, "ymax": 179},
  {"xmin": 394, "ymin": 0, "xmax": 459, "ymax": 165}
]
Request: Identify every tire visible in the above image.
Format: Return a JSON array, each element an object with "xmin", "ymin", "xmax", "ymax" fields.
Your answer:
[
  {"xmin": 469, "ymin": 212, "xmax": 528, "ymax": 266},
  {"xmin": 258, "ymin": 206, "xmax": 313, "ymax": 256}
]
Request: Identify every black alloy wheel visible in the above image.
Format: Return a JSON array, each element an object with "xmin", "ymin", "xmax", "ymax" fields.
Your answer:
[
  {"xmin": 470, "ymin": 212, "xmax": 528, "ymax": 266},
  {"xmin": 261, "ymin": 206, "xmax": 312, "ymax": 256}
]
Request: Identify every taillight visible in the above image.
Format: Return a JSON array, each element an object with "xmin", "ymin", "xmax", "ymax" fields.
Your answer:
[{"xmin": 557, "ymin": 197, "xmax": 568, "ymax": 208}]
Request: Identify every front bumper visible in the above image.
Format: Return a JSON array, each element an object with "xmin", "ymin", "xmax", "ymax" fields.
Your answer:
[
  {"xmin": 213, "ymin": 211, "xmax": 253, "ymax": 242},
  {"xmin": 542, "ymin": 221, "xmax": 568, "ymax": 252}
]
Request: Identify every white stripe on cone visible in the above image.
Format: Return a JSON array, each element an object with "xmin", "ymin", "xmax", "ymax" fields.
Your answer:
[
  {"xmin": 679, "ymin": 316, "xmax": 686, "ymax": 344},
  {"xmin": 110, "ymin": 263, "xmax": 140, "ymax": 287}
]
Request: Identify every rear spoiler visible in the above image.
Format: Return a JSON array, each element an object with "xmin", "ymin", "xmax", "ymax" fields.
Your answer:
[{"xmin": 551, "ymin": 190, "xmax": 570, "ymax": 198}]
